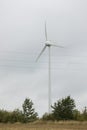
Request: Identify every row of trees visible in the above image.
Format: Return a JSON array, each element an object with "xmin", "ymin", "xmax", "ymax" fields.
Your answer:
[
  {"xmin": 0, "ymin": 98, "xmax": 38, "ymax": 123},
  {"xmin": 0, "ymin": 96, "xmax": 87, "ymax": 123},
  {"xmin": 42, "ymin": 96, "xmax": 87, "ymax": 121}
]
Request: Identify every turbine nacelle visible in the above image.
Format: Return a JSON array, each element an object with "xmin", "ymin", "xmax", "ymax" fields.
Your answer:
[{"xmin": 45, "ymin": 41, "xmax": 52, "ymax": 47}]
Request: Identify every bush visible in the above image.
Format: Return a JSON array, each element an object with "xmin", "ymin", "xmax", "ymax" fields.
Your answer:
[{"xmin": 42, "ymin": 113, "xmax": 54, "ymax": 121}]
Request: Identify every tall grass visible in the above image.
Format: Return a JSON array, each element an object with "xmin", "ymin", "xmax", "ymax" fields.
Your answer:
[{"xmin": 0, "ymin": 121, "xmax": 86, "ymax": 130}]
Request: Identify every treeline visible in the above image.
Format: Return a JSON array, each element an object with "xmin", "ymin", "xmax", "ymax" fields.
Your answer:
[
  {"xmin": 0, "ymin": 96, "xmax": 87, "ymax": 123},
  {"xmin": 0, "ymin": 98, "xmax": 38, "ymax": 123},
  {"xmin": 42, "ymin": 96, "xmax": 87, "ymax": 121}
]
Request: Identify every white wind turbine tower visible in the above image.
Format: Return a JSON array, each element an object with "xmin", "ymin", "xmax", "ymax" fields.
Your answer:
[{"xmin": 36, "ymin": 22, "xmax": 63, "ymax": 114}]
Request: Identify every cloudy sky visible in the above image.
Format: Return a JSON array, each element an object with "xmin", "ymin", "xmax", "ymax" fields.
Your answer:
[{"xmin": 0, "ymin": 0, "xmax": 87, "ymax": 116}]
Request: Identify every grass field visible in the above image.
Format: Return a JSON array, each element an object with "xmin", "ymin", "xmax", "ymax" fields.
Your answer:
[{"xmin": 0, "ymin": 121, "xmax": 87, "ymax": 130}]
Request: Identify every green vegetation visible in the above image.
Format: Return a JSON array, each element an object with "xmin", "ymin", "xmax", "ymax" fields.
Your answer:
[
  {"xmin": 0, "ymin": 96, "xmax": 87, "ymax": 123},
  {"xmin": 52, "ymin": 96, "xmax": 75, "ymax": 120},
  {"xmin": 22, "ymin": 98, "xmax": 38, "ymax": 122},
  {"xmin": 0, "ymin": 98, "xmax": 38, "ymax": 123},
  {"xmin": 42, "ymin": 96, "xmax": 87, "ymax": 122}
]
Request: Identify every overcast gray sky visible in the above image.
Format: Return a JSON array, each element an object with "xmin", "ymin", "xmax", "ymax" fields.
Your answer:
[{"xmin": 0, "ymin": 0, "xmax": 87, "ymax": 116}]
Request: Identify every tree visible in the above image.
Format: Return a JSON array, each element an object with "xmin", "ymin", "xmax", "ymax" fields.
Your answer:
[
  {"xmin": 0, "ymin": 110, "xmax": 10, "ymax": 123},
  {"xmin": 52, "ymin": 96, "xmax": 76, "ymax": 120},
  {"xmin": 81, "ymin": 107, "xmax": 87, "ymax": 120},
  {"xmin": 10, "ymin": 109, "xmax": 24, "ymax": 123},
  {"xmin": 73, "ymin": 109, "xmax": 81, "ymax": 120},
  {"xmin": 42, "ymin": 113, "xmax": 54, "ymax": 121},
  {"xmin": 22, "ymin": 98, "xmax": 38, "ymax": 122}
]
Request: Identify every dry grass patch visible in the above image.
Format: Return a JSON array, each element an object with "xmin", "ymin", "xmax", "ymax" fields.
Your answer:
[{"xmin": 0, "ymin": 121, "xmax": 86, "ymax": 130}]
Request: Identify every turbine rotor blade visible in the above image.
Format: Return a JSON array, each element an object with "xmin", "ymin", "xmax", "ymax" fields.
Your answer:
[
  {"xmin": 51, "ymin": 44, "xmax": 64, "ymax": 48},
  {"xmin": 36, "ymin": 45, "xmax": 46, "ymax": 62},
  {"xmin": 45, "ymin": 22, "xmax": 48, "ymax": 41}
]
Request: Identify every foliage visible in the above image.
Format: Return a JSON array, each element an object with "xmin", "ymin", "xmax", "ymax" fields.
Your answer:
[
  {"xmin": 0, "ymin": 109, "xmax": 24, "ymax": 123},
  {"xmin": 73, "ymin": 109, "xmax": 81, "ymax": 120},
  {"xmin": 22, "ymin": 98, "xmax": 38, "ymax": 122},
  {"xmin": 0, "ymin": 98, "xmax": 38, "ymax": 123},
  {"xmin": 80, "ymin": 107, "xmax": 87, "ymax": 121},
  {"xmin": 52, "ymin": 96, "xmax": 76, "ymax": 120},
  {"xmin": 0, "ymin": 110, "xmax": 11, "ymax": 123},
  {"xmin": 9, "ymin": 109, "xmax": 24, "ymax": 123},
  {"xmin": 0, "ymin": 97, "xmax": 87, "ymax": 123},
  {"xmin": 42, "ymin": 113, "xmax": 54, "ymax": 121}
]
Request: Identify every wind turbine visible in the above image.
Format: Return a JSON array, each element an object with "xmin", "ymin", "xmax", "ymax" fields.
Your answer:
[{"xmin": 36, "ymin": 22, "xmax": 63, "ymax": 114}]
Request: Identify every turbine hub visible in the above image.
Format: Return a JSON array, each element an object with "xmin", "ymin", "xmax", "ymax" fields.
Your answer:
[{"xmin": 45, "ymin": 41, "xmax": 51, "ymax": 47}]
